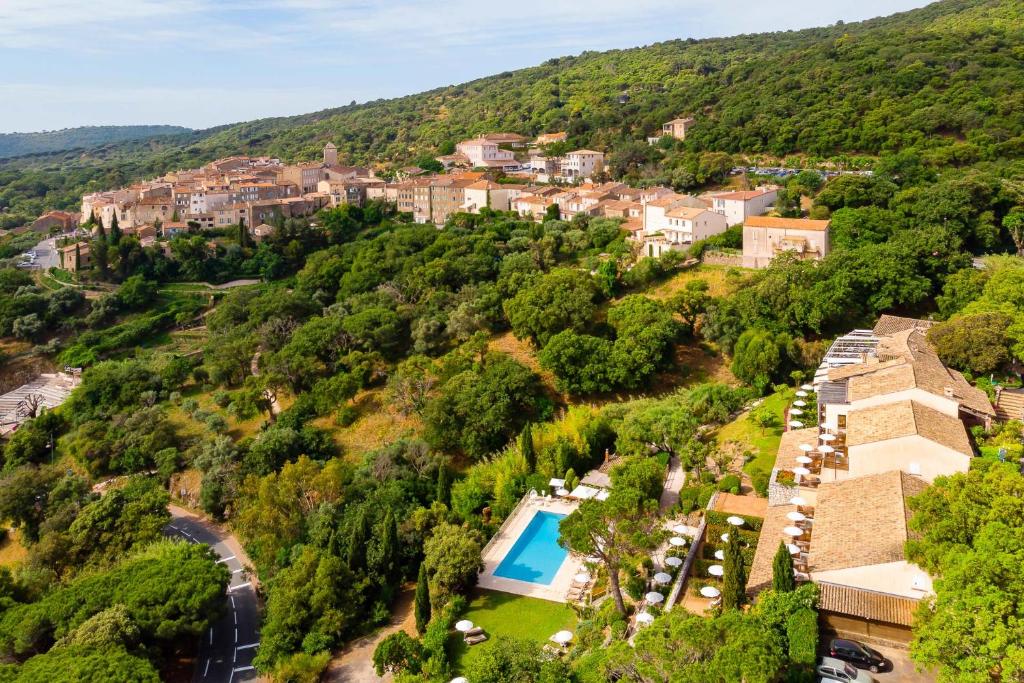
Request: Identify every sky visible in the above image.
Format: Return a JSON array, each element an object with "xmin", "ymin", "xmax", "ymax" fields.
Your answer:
[{"xmin": 0, "ymin": 0, "xmax": 931, "ymax": 134}]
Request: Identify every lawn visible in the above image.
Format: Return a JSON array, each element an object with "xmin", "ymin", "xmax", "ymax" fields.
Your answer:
[
  {"xmin": 714, "ymin": 389, "xmax": 792, "ymax": 479},
  {"xmin": 643, "ymin": 264, "xmax": 746, "ymax": 300},
  {"xmin": 450, "ymin": 590, "xmax": 577, "ymax": 673}
]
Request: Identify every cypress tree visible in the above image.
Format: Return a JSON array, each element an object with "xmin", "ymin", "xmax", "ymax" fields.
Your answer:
[
  {"xmin": 722, "ymin": 531, "xmax": 747, "ymax": 610},
  {"xmin": 95, "ymin": 214, "xmax": 106, "ymax": 240},
  {"xmin": 109, "ymin": 212, "xmax": 121, "ymax": 245},
  {"xmin": 520, "ymin": 422, "xmax": 535, "ymax": 472},
  {"xmin": 238, "ymin": 216, "xmax": 248, "ymax": 248},
  {"xmin": 73, "ymin": 243, "xmax": 81, "ymax": 271},
  {"xmin": 377, "ymin": 509, "xmax": 398, "ymax": 580},
  {"xmin": 435, "ymin": 466, "xmax": 451, "ymax": 507},
  {"xmin": 772, "ymin": 541, "xmax": 796, "ymax": 593},
  {"xmin": 347, "ymin": 507, "xmax": 371, "ymax": 572},
  {"xmin": 414, "ymin": 562, "xmax": 431, "ymax": 635}
]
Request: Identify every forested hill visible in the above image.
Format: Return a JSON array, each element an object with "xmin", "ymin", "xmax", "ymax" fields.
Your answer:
[
  {"xmin": 0, "ymin": 125, "xmax": 192, "ymax": 159},
  {"xmin": 1, "ymin": 0, "xmax": 1022, "ymax": 227}
]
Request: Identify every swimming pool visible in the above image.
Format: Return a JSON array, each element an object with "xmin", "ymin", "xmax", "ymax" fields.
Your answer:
[{"xmin": 493, "ymin": 510, "xmax": 569, "ymax": 585}]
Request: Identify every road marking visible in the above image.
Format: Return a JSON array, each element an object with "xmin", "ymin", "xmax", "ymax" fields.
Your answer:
[
  {"xmin": 203, "ymin": 658, "xmax": 211, "ymax": 677},
  {"xmin": 233, "ymin": 611, "xmax": 237, "ymax": 625},
  {"xmin": 233, "ymin": 666, "xmax": 255, "ymax": 673},
  {"xmin": 230, "ymin": 596, "xmax": 236, "ymax": 609},
  {"xmin": 234, "ymin": 627, "xmax": 238, "ymax": 643},
  {"xmin": 170, "ymin": 525, "xmax": 179, "ymax": 531},
  {"xmin": 232, "ymin": 568, "xmax": 243, "ymax": 574},
  {"xmin": 208, "ymin": 627, "xmax": 213, "ymax": 645},
  {"xmin": 235, "ymin": 642, "xmax": 259, "ymax": 650},
  {"xmin": 227, "ymin": 582, "xmax": 251, "ymax": 592},
  {"xmin": 217, "ymin": 555, "xmax": 236, "ymax": 563},
  {"xmin": 233, "ymin": 647, "xmax": 237, "ymax": 664}
]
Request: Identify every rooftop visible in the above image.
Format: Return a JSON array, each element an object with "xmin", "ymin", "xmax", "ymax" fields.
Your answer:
[
  {"xmin": 744, "ymin": 216, "xmax": 830, "ymax": 231},
  {"xmin": 845, "ymin": 400, "xmax": 974, "ymax": 457}
]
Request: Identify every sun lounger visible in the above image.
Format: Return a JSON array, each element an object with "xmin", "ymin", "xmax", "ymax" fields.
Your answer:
[
  {"xmin": 464, "ymin": 626, "xmax": 484, "ymax": 637},
  {"xmin": 464, "ymin": 633, "xmax": 488, "ymax": 645}
]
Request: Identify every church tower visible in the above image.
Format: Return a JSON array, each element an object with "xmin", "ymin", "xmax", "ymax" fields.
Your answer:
[{"xmin": 323, "ymin": 142, "xmax": 338, "ymax": 166}]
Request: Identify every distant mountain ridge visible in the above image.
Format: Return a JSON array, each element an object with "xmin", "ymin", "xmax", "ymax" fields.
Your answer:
[{"xmin": 0, "ymin": 125, "xmax": 192, "ymax": 159}]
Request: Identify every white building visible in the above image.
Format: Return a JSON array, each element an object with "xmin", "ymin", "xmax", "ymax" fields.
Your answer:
[
  {"xmin": 455, "ymin": 138, "xmax": 517, "ymax": 169},
  {"xmin": 560, "ymin": 150, "xmax": 604, "ymax": 181},
  {"xmin": 709, "ymin": 187, "xmax": 778, "ymax": 226},
  {"xmin": 742, "ymin": 216, "xmax": 830, "ymax": 269}
]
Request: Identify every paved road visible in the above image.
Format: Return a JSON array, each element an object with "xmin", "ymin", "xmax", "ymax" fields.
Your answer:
[
  {"xmin": 166, "ymin": 507, "xmax": 261, "ymax": 683},
  {"xmin": 26, "ymin": 237, "xmax": 59, "ymax": 270}
]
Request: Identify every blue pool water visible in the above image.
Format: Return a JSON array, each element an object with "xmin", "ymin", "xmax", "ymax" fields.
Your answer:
[{"xmin": 493, "ymin": 511, "xmax": 569, "ymax": 585}]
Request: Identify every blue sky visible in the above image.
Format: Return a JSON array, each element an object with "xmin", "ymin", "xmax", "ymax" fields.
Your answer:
[{"xmin": 0, "ymin": 0, "xmax": 930, "ymax": 134}]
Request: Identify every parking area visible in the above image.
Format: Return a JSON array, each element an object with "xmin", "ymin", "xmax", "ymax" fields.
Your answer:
[{"xmin": 818, "ymin": 642, "xmax": 936, "ymax": 683}]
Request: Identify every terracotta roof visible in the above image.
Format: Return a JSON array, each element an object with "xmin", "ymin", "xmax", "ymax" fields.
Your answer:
[
  {"xmin": 873, "ymin": 315, "xmax": 934, "ymax": 337},
  {"xmin": 665, "ymin": 117, "xmax": 695, "ymax": 125},
  {"xmin": 747, "ymin": 503, "xmax": 800, "ymax": 595},
  {"xmin": 846, "ymin": 400, "xmax": 973, "ymax": 456},
  {"xmin": 775, "ymin": 427, "xmax": 820, "ymax": 472},
  {"xmin": 666, "ymin": 206, "xmax": 710, "ymax": 220},
  {"xmin": 645, "ymin": 195, "xmax": 687, "ymax": 208},
  {"xmin": 567, "ymin": 149, "xmax": 603, "ymax": 156},
  {"xmin": 745, "ymin": 216, "xmax": 830, "ymax": 231},
  {"xmin": 712, "ymin": 189, "xmax": 775, "ymax": 201},
  {"xmin": 817, "ymin": 583, "xmax": 919, "ymax": 626},
  {"xmin": 808, "ymin": 470, "xmax": 927, "ymax": 572}
]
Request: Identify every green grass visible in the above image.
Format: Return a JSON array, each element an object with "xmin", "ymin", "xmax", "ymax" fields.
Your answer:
[
  {"xmin": 714, "ymin": 389, "xmax": 792, "ymax": 477},
  {"xmin": 450, "ymin": 590, "xmax": 577, "ymax": 673}
]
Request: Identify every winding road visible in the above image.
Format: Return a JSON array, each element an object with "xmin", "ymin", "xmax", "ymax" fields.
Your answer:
[{"xmin": 165, "ymin": 505, "xmax": 261, "ymax": 683}]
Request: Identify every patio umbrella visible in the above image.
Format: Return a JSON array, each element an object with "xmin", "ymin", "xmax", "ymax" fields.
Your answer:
[
  {"xmin": 798, "ymin": 443, "xmax": 814, "ymax": 452},
  {"xmin": 795, "ymin": 455, "xmax": 813, "ymax": 465},
  {"xmin": 669, "ymin": 536, "xmax": 686, "ymax": 547},
  {"xmin": 789, "ymin": 408, "xmax": 803, "ymax": 416},
  {"xmin": 645, "ymin": 591, "xmax": 665, "ymax": 604},
  {"xmin": 654, "ymin": 572, "xmax": 673, "ymax": 585},
  {"xmin": 793, "ymin": 400, "xmax": 807, "ymax": 407},
  {"xmin": 818, "ymin": 445, "xmax": 835, "ymax": 454},
  {"xmin": 672, "ymin": 523, "xmax": 690, "ymax": 535},
  {"xmin": 786, "ymin": 543, "xmax": 801, "ymax": 555},
  {"xmin": 789, "ymin": 496, "xmax": 808, "ymax": 506},
  {"xmin": 801, "ymin": 384, "xmax": 814, "ymax": 391},
  {"xmin": 700, "ymin": 586, "xmax": 721, "ymax": 598},
  {"xmin": 786, "ymin": 511, "xmax": 807, "ymax": 522},
  {"xmin": 783, "ymin": 526, "xmax": 804, "ymax": 537},
  {"xmin": 450, "ymin": 678, "xmax": 469, "ymax": 683},
  {"xmin": 584, "ymin": 556, "xmax": 601, "ymax": 564},
  {"xmin": 720, "ymin": 533, "xmax": 730, "ymax": 543},
  {"xmin": 665, "ymin": 556, "xmax": 683, "ymax": 568},
  {"xmin": 707, "ymin": 565, "xmax": 724, "ymax": 577},
  {"xmin": 789, "ymin": 420, "xmax": 804, "ymax": 428},
  {"xmin": 553, "ymin": 630, "xmax": 574, "ymax": 645},
  {"xmin": 795, "ymin": 390, "xmax": 808, "ymax": 397},
  {"xmin": 714, "ymin": 549, "xmax": 725, "ymax": 560},
  {"xmin": 556, "ymin": 488, "xmax": 569, "ymax": 496},
  {"xmin": 455, "ymin": 620, "xmax": 474, "ymax": 633},
  {"xmin": 574, "ymin": 572, "xmax": 591, "ymax": 584},
  {"xmin": 820, "ymin": 433, "xmax": 836, "ymax": 442},
  {"xmin": 726, "ymin": 515, "xmax": 745, "ymax": 527},
  {"xmin": 793, "ymin": 466, "xmax": 810, "ymax": 476},
  {"xmin": 636, "ymin": 611, "xmax": 655, "ymax": 625}
]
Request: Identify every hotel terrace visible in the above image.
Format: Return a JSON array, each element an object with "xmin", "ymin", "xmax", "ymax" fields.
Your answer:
[{"xmin": 746, "ymin": 315, "xmax": 996, "ymax": 646}]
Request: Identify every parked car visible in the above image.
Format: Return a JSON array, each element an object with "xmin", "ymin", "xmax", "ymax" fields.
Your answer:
[
  {"xmin": 817, "ymin": 657, "xmax": 875, "ymax": 682},
  {"xmin": 829, "ymin": 638, "xmax": 888, "ymax": 673}
]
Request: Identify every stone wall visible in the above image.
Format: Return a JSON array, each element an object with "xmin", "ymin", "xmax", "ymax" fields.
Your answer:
[{"xmin": 702, "ymin": 250, "xmax": 743, "ymax": 267}]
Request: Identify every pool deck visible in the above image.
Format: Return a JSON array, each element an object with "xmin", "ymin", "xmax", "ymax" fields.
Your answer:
[{"xmin": 478, "ymin": 497, "xmax": 580, "ymax": 603}]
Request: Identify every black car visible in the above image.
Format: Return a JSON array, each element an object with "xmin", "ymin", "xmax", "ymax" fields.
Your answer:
[{"xmin": 828, "ymin": 639, "xmax": 887, "ymax": 673}]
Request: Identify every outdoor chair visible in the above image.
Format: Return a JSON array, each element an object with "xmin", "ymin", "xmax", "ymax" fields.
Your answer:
[
  {"xmin": 464, "ymin": 626, "xmax": 484, "ymax": 637},
  {"xmin": 464, "ymin": 633, "xmax": 488, "ymax": 646}
]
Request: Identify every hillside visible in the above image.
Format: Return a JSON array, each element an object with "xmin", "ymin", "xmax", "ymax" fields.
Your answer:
[
  {"xmin": 0, "ymin": 125, "xmax": 192, "ymax": 159},
  {"xmin": 0, "ymin": 0, "xmax": 1022, "ymax": 228}
]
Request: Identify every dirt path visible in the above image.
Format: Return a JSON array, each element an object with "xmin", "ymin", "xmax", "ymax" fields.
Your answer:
[{"xmin": 323, "ymin": 585, "xmax": 417, "ymax": 683}]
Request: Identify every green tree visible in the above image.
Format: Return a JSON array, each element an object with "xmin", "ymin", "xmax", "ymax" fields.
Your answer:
[
  {"xmin": 503, "ymin": 268, "xmax": 597, "ymax": 347},
  {"xmin": 372, "ymin": 630, "xmax": 423, "ymax": 677},
  {"xmin": 1004, "ymin": 207, "xmax": 1024, "ymax": 257},
  {"xmin": 414, "ymin": 562, "xmax": 431, "ymax": 635},
  {"xmin": 927, "ymin": 312, "xmax": 1012, "ymax": 375},
  {"xmin": 731, "ymin": 328, "xmax": 790, "ymax": 395},
  {"xmin": 560, "ymin": 486, "xmax": 661, "ymax": 615},
  {"xmin": 108, "ymin": 212, "xmax": 121, "ymax": 245},
  {"xmin": 347, "ymin": 507, "xmax": 371, "ymax": 572},
  {"xmin": 422, "ymin": 522, "xmax": 483, "ymax": 607},
  {"xmin": 435, "ymin": 465, "xmax": 451, "ymax": 507},
  {"xmin": 10, "ymin": 646, "xmax": 160, "ymax": 683},
  {"xmin": 722, "ymin": 529, "xmax": 746, "ymax": 610},
  {"xmin": 771, "ymin": 541, "xmax": 796, "ymax": 593},
  {"xmin": 519, "ymin": 422, "xmax": 536, "ymax": 472},
  {"xmin": 373, "ymin": 510, "xmax": 399, "ymax": 580},
  {"xmin": 544, "ymin": 203, "xmax": 560, "ymax": 221}
]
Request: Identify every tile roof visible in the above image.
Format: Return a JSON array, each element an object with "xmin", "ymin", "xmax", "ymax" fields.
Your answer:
[
  {"xmin": 567, "ymin": 149, "xmax": 603, "ymax": 156},
  {"xmin": 817, "ymin": 583, "xmax": 919, "ymax": 626},
  {"xmin": 872, "ymin": 315, "xmax": 934, "ymax": 337},
  {"xmin": 747, "ymin": 503, "xmax": 800, "ymax": 595},
  {"xmin": 846, "ymin": 400, "xmax": 973, "ymax": 456},
  {"xmin": 808, "ymin": 470, "xmax": 927, "ymax": 572},
  {"xmin": 712, "ymin": 189, "xmax": 775, "ymax": 201},
  {"xmin": 666, "ymin": 206, "xmax": 710, "ymax": 220},
  {"xmin": 744, "ymin": 216, "xmax": 830, "ymax": 231}
]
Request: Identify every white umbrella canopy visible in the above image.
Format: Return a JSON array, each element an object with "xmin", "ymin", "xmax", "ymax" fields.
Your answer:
[
  {"xmin": 726, "ymin": 516, "xmax": 745, "ymax": 527},
  {"xmin": 450, "ymin": 678, "xmax": 469, "ymax": 683},
  {"xmin": 801, "ymin": 384, "xmax": 814, "ymax": 391},
  {"xmin": 792, "ymin": 400, "xmax": 807, "ymax": 407},
  {"xmin": 672, "ymin": 524, "xmax": 689, "ymax": 535},
  {"xmin": 786, "ymin": 511, "xmax": 807, "ymax": 522},
  {"xmin": 789, "ymin": 408, "xmax": 804, "ymax": 416},
  {"xmin": 665, "ymin": 556, "xmax": 683, "ymax": 568},
  {"xmin": 700, "ymin": 586, "xmax": 721, "ymax": 598},
  {"xmin": 645, "ymin": 591, "xmax": 665, "ymax": 604},
  {"xmin": 714, "ymin": 549, "xmax": 725, "ymax": 561},
  {"xmin": 818, "ymin": 444, "xmax": 835, "ymax": 454},
  {"xmin": 795, "ymin": 390, "xmax": 809, "ymax": 397},
  {"xmin": 820, "ymin": 433, "xmax": 836, "ymax": 442},
  {"xmin": 798, "ymin": 443, "xmax": 814, "ymax": 452},
  {"xmin": 654, "ymin": 572, "xmax": 673, "ymax": 585},
  {"xmin": 574, "ymin": 572, "xmax": 592, "ymax": 584},
  {"xmin": 795, "ymin": 455, "xmax": 813, "ymax": 464},
  {"xmin": 669, "ymin": 536, "xmax": 687, "ymax": 547},
  {"xmin": 552, "ymin": 630, "xmax": 574, "ymax": 645},
  {"xmin": 636, "ymin": 611, "xmax": 655, "ymax": 625},
  {"xmin": 556, "ymin": 488, "xmax": 570, "ymax": 496},
  {"xmin": 708, "ymin": 564, "xmax": 724, "ymax": 577},
  {"xmin": 793, "ymin": 466, "xmax": 810, "ymax": 476},
  {"xmin": 789, "ymin": 420, "xmax": 805, "ymax": 428},
  {"xmin": 786, "ymin": 543, "xmax": 801, "ymax": 555},
  {"xmin": 455, "ymin": 620, "xmax": 474, "ymax": 633},
  {"xmin": 790, "ymin": 496, "xmax": 808, "ymax": 506},
  {"xmin": 783, "ymin": 526, "xmax": 805, "ymax": 537},
  {"xmin": 720, "ymin": 533, "xmax": 730, "ymax": 543}
]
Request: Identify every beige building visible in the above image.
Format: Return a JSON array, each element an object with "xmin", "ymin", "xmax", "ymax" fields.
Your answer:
[
  {"xmin": 560, "ymin": 150, "xmax": 604, "ymax": 181},
  {"xmin": 455, "ymin": 138, "xmax": 518, "ymax": 169},
  {"xmin": 662, "ymin": 117, "xmax": 695, "ymax": 140},
  {"xmin": 642, "ymin": 205, "xmax": 727, "ymax": 258},
  {"xmin": 57, "ymin": 242, "xmax": 90, "ymax": 272},
  {"xmin": 709, "ymin": 187, "xmax": 778, "ymax": 226},
  {"xmin": 742, "ymin": 215, "xmax": 830, "ymax": 268},
  {"xmin": 461, "ymin": 181, "xmax": 526, "ymax": 213}
]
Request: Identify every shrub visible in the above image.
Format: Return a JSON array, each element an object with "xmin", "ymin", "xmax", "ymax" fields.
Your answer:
[
  {"xmin": 717, "ymin": 474, "xmax": 741, "ymax": 493},
  {"xmin": 751, "ymin": 467, "xmax": 770, "ymax": 497},
  {"xmin": 334, "ymin": 404, "xmax": 359, "ymax": 427},
  {"xmin": 786, "ymin": 607, "xmax": 818, "ymax": 681}
]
